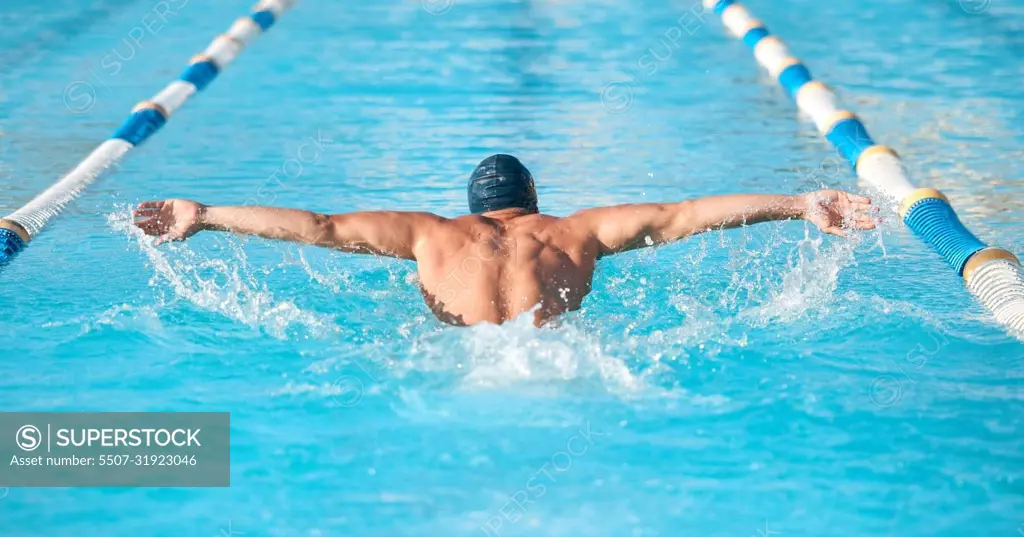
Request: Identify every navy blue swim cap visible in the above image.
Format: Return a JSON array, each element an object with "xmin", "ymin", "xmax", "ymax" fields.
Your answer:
[{"xmin": 467, "ymin": 154, "xmax": 538, "ymax": 214}]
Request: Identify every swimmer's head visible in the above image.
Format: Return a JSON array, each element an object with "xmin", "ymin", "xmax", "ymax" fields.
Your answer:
[{"xmin": 467, "ymin": 154, "xmax": 538, "ymax": 214}]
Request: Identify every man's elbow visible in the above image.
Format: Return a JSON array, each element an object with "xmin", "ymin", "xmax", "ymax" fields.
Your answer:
[
  {"xmin": 311, "ymin": 213, "xmax": 339, "ymax": 246},
  {"xmin": 665, "ymin": 201, "xmax": 699, "ymax": 240}
]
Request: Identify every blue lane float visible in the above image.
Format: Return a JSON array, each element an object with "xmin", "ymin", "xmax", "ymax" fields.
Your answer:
[
  {"xmin": 705, "ymin": 0, "xmax": 1024, "ymax": 334},
  {"xmin": 179, "ymin": 59, "xmax": 220, "ymax": 91},
  {"xmin": 900, "ymin": 190, "xmax": 987, "ymax": 275},
  {"xmin": 824, "ymin": 114, "xmax": 876, "ymax": 168},
  {"xmin": 112, "ymin": 105, "xmax": 169, "ymax": 146},
  {"xmin": 777, "ymin": 63, "xmax": 812, "ymax": 99},
  {"xmin": 0, "ymin": 0, "xmax": 297, "ymax": 270},
  {"xmin": 742, "ymin": 27, "xmax": 769, "ymax": 48},
  {"xmin": 0, "ymin": 227, "xmax": 27, "ymax": 267},
  {"xmin": 251, "ymin": 9, "xmax": 277, "ymax": 31}
]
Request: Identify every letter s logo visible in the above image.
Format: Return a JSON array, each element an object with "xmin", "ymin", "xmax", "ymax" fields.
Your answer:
[{"xmin": 16, "ymin": 425, "xmax": 41, "ymax": 452}]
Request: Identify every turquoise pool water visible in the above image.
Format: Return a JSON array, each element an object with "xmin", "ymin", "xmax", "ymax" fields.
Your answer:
[{"xmin": 2, "ymin": 0, "xmax": 1024, "ymax": 535}]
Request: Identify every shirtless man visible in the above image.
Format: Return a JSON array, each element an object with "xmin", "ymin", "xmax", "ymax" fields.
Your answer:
[{"xmin": 134, "ymin": 154, "xmax": 876, "ymax": 326}]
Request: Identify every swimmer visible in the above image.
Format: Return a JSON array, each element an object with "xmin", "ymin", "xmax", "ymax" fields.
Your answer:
[{"xmin": 134, "ymin": 154, "xmax": 876, "ymax": 326}]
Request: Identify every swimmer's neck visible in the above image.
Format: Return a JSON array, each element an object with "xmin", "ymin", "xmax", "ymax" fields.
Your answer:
[{"xmin": 478, "ymin": 208, "xmax": 538, "ymax": 221}]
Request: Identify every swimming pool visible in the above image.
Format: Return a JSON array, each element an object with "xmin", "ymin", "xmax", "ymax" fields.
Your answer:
[{"xmin": 2, "ymin": 0, "xmax": 1023, "ymax": 535}]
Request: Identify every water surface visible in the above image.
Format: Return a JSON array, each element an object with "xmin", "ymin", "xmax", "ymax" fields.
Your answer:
[{"xmin": 1, "ymin": 1, "xmax": 1023, "ymax": 535}]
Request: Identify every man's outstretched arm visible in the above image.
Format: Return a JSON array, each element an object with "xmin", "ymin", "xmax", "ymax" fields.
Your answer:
[
  {"xmin": 133, "ymin": 199, "xmax": 444, "ymax": 260},
  {"xmin": 566, "ymin": 190, "xmax": 876, "ymax": 257}
]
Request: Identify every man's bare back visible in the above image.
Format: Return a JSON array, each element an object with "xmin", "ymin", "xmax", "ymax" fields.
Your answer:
[
  {"xmin": 414, "ymin": 211, "xmax": 600, "ymax": 326},
  {"xmin": 133, "ymin": 155, "xmax": 876, "ymax": 327}
]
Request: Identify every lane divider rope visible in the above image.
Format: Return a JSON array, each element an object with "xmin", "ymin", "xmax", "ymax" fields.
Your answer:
[
  {"xmin": 0, "ymin": 0, "xmax": 297, "ymax": 268},
  {"xmin": 705, "ymin": 0, "xmax": 1024, "ymax": 334}
]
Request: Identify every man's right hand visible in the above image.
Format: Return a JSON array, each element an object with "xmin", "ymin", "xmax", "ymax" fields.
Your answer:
[
  {"xmin": 799, "ymin": 190, "xmax": 876, "ymax": 237},
  {"xmin": 133, "ymin": 199, "xmax": 206, "ymax": 244}
]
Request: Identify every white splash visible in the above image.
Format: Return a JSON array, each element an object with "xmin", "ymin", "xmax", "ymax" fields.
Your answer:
[
  {"xmin": 394, "ymin": 310, "xmax": 648, "ymax": 397},
  {"xmin": 743, "ymin": 227, "xmax": 864, "ymax": 324},
  {"xmin": 109, "ymin": 207, "xmax": 337, "ymax": 339}
]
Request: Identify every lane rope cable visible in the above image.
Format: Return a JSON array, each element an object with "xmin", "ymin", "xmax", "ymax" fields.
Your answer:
[
  {"xmin": 704, "ymin": 0, "xmax": 1024, "ymax": 334},
  {"xmin": 0, "ymin": 0, "xmax": 297, "ymax": 269}
]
